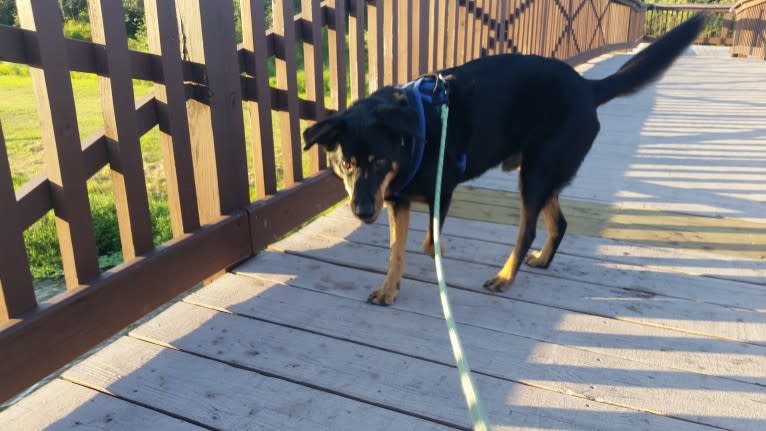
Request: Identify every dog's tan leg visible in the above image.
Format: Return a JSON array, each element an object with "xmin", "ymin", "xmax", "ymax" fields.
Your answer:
[
  {"xmin": 484, "ymin": 204, "xmax": 541, "ymax": 292},
  {"xmin": 526, "ymin": 196, "xmax": 567, "ymax": 268},
  {"xmin": 368, "ymin": 201, "xmax": 410, "ymax": 305}
]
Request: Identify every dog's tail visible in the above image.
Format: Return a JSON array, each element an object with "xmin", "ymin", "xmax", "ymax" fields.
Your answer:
[{"xmin": 590, "ymin": 14, "xmax": 705, "ymax": 106}]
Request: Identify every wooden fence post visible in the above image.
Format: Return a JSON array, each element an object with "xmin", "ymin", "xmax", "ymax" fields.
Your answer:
[
  {"xmin": 328, "ymin": 0, "xmax": 348, "ymax": 109},
  {"xmin": 241, "ymin": 0, "xmax": 277, "ymax": 197},
  {"xmin": 175, "ymin": 0, "xmax": 249, "ymax": 223},
  {"xmin": 367, "ymin": 0, "xmax": 384, "ymax": 92},
  {"xmin": 0, "ymin": 123, "xmax": 36, "ymax": 321},
  {"xmin": 144, "ymin": 0, "xmax": 201, "ymax": 236},
  {"xmin": 87, "ymin": 0, "xmax": 153, "ymax": 259},
  {"xmin": 272, "ymin": 0, "xmax": 303, "ymax": 186},
  {"xmin": 17, "ymin": 0, "xmax": 99, "ymax": 288},
  {"xmin": 300, "ymin": 0, "xmax": 327, "ymax": 174},
  {"xmin": 349, "ymin": 0, "xmax": 367, "ymax": 101}
]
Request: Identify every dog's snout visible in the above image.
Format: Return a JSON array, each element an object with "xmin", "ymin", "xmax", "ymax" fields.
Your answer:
[{"xmin": 353, "ymin": 201, "xmax": 376, "ymax": 221}]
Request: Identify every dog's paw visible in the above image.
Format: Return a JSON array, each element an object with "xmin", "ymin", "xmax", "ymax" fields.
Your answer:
[
  {"xmin": 525, "ymin": 250, "xmax": 551, "ymax": 269},
  {"xmin": 367, "ymin": 280, "xmax": 400, "ymax": 306},
  {"xmin": 483, "ymin": 273, "xmax": 514, "ymax": 292},
  {"xmin": 423, "ymin": 239, "xmax": 446, "ymax": 258}
]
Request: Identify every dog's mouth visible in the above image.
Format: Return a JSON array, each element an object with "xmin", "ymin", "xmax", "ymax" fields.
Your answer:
[{"xmin": 356, "ymin": 208, "xmax": 381, "ymax": 224}]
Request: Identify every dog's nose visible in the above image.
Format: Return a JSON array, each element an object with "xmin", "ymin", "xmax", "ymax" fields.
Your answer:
[{"xmin": 353, "ymin": 202, "xmax": 375, "ymax": 220}]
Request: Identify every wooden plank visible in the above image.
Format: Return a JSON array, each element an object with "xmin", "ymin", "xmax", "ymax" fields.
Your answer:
[
  {"xmin": 241, "ymin": 0, "xmax": 278, "ymax": 197},
  {"xmin": 247, "ymin": 171, "xmax": 345, "ymax": 251},
  {"xmin": 288, "ymin": 216, "xmax": 766, "ymax": 344},
  {"xmin": 17, "ymin": 0, "xmax": 99, "ymax": 289},
  {"xmin": 233, "ymin": 251, "xmax": 766, "ymax": 387},
  {"xmin": 88, "ymin": 0, "xmax": 153, "ymax": 259},
  {"xmin": 0, "ymin": 212, "xmax": 251, "ymax": 404},
  {"xmin": 273, "ymin": 0, "xmax": 303, "ymax": 186},
  {"xmin": 144, "ymin": 0, "xmax": 201, "ymax": 236},
  {"xmin": 15, "ymin": 94, "xmax": 158, "ymax": 232},
  {"xmin": 0, "ymin": 25, "xmax": 161, "ymax": 83},
  {"xmin": 325, "ymin": 206, "xmax": 766, "ymax": 312},
  {"xmin": 139, "ymin": 299, "xmax": 727, "ymax": 431},
  {"xmin": 0, "ymin": 379, "xmax": 203, "ymax": 431},
  {"xmin": 366, "ymin": 0, "xmax": 384, "ymax": 92},
  {"xmin": 416, "ymin": 0, "xmax": 430, "ymax": 75},
  {"xmin": 382, "ymin": 0, "xmax": 397, "ymax": 85},
  {"xmin": 397, "ymin": 0, "xmax": 411, "ymax": 81},
  {"xmin": 0, "ymin": 123, "xmax": 36, "ymax": 321},
  {"xmin": 301, "ymin": 0, "xmax": 327, "ymax": 174},
  {"xmin": 176, "ymin": 0, "xmax": 249, "ymax": 223},
  {"xmin": 63, "ymin": 336, "xmax": 455, "ymax": 431},
  {"xmin": 445, "ymin": 186, "xmax": 766, "ymax": 262},
  {"xmin": 456, "ymin": 0, "xmax": 468, "ymax": 63},
  {"xmin": 445, "ymin": 0, "xmax": 459, "ymax": 68},
  {"xmin": 349, "ymin": 0, "xmax": 366, "ymax": 101},
  {"xmin": 14, "ymin": 175, "xmax": 50, "ymax": 230},
  {"xmin": 328, "ymin": 0, "xmax": 348, "ymax": 109},
  {"xmin": 191, "ymin": 271, "xmax": 765, "ymax": 430}
]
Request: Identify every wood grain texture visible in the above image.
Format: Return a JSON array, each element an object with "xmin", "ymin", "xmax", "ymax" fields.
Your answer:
[
  {"xmin": 0, "ymin": 123, "xmax": 36, "ymax": 321},
  {"xmin": 136, "ymin": 299, "xmax": 723, "ymax": 431},
  {"xmin": 176, "ymin": 0, "xmax": 249, "ymax": 223},
  {"xmin": 17, "ymin": 0, "xmax": 99, "ymax": 288},
  {"xmin": 144, "ymin": 0, "xmax": 201, "ymax": 236},
  {"xmin": 190, "ymin": 271, "xmax": 762, "ymax": 430},
  {"xmin": 241, "ymin": 0, "xmax": 278, "ymax": 197},
  {"xmin": 247, "ymin": 171, "xmax": 345, "ymax": 251},
  {"xmin": 88, "ymin": 0, "xmax": 153, "ymax": 259},
  {"xmin": 274, "ymin": 218, "xmax": 766, "ymax": 345},
  {"xmin": 272, "ymin": 0, "xmax": 303, "ymax": 186},
  {"xmin": 63, "ymin": 336, "xmax": 455, "ymax": 431},
  {"xmin": 327, "ymin": 0, "xmax": 348, "ymax": 108},
  {"xmin": 349, "ymin": 0, "xmax": 366, "ymax": 102},
  {"xmin": 0, "ymin": 212, "xmax": 251, "ymax": 404},
  {"xmin": 301, "ymin": 0, "xmax": 327, "ymax": 174},
  {"xmin": 0, "ymin": 379, "xmax": 203, "ymax": 431},
  {"xmin": 326, "ymin": 205, "xmax": 766, "ymax": 311}
]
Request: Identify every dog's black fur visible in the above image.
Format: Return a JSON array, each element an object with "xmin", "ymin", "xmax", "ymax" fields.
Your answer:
[{"xmin": 303, "ymin": 16, "xmax": 705, "ymax": 305}]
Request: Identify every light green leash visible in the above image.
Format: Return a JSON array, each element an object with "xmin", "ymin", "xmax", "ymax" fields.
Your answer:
[{"xmin": 433, "ymin": 103, "xmax": 490, "ymax": 430}]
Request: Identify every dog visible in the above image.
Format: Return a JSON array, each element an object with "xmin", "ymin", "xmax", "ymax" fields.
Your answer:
[{"xmin": 303, "ymin": 16, "xmax": 704, "ymax": 305}]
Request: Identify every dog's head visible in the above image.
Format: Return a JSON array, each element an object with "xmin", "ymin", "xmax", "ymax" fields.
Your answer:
[{"xmin": 303, "ymin": 89, "xmax": 418, "ymax": 223}]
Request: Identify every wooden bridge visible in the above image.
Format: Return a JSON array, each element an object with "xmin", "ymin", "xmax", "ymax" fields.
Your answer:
[{"xmin": 1, "ymin": 1, "xmax": 765, "ymax": 430}]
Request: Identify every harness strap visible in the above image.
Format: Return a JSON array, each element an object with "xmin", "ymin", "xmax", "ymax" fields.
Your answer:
[{"xmin": 391, "ymin": 74, "xmax": 465, "ymax": 197}]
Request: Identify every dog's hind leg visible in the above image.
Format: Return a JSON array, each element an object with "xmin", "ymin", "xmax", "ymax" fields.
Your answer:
[
  {"xmin": 525, "ymin": 195, "xmax": 567, "ymax": 268},
  {"xmin": 484, "ymin": 161, "xmax": 552, "ymax": 292},
  {"xmin": 422, "ymin": 191, "xmax": 453, "ymax": 258},
  {"xmin": 483, "ymin": 201, "xmax": 541, "ymax": 292},
  {"xmin": 368, "ymin": 201, "xmax": 410, "ymax": 305}
]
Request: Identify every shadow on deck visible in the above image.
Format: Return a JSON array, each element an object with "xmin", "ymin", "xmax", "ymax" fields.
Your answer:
[{"xmin": 2, "ymin": 49, "xmax": 766, "ymax": 431}]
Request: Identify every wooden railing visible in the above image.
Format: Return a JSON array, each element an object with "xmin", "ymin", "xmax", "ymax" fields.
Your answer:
[
  {"xmin": 645, "ymin": 3, "xmax": 735, "ymax": 45},
  {"xmin": 731, "ymin": 0, "xmax": 766, "ymax": 58},
  {"xmin": 0, "ymin": 0, "xmax": 645, "ymax": 403}
]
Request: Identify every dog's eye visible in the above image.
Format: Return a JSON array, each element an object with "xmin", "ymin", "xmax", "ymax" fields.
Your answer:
[{"xmin": 341, "ymin": 160, "xmax": 352, "ymax": 171}]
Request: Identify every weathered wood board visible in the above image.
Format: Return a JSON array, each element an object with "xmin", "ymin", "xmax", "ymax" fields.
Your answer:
[
  {"xmin": 0, "ymin": 379, "xmax": 202, "ymax": 431},
  {"xmin": 185, "ymin": 272, "xmax": 766, "ymax": 431},
  {"xmin": 62, "ymin": 336, "xmax": 455, "ymax": 431}
]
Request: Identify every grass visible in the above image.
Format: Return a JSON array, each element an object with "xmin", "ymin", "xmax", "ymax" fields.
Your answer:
[{"xmin": 2, "ymin": 19, "xmax": 360, "ymax": 297}]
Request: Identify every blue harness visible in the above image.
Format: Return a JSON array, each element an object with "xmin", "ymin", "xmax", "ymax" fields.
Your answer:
[{"xmin": 391, "ymin": 74, "xmax": 466, "ymax": 197}]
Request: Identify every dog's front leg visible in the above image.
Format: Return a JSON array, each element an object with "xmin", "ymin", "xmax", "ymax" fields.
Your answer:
[{"xmin": 368, "ymin": 201, "xmax": 410, "ymax": 305}]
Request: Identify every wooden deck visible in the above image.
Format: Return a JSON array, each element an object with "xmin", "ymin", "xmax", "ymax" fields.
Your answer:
[{"xmin": 2, "ymin": 48, "xmax": 765, "ymax": 431}]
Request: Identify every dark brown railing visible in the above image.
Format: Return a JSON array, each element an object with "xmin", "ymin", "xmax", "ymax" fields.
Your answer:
[
  {"xmin": 732, "ymin": 0, "xmax": 766, "ymax": 58},
  {"xmin": 645, "ymin": 3, "xmax": 735, "ymax": 45},
  {"xmin": 0, "ymin": 0, "xmax": 645, "ymax": 403}
]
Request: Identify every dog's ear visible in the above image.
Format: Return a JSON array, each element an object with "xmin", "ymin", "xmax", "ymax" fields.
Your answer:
[
  {"xmin": 303, "ymin": 116, "xmax": 345, "ymax": 151},
  {"xmin": 375, "ymin": 105, "xmax": 419, "ymax": 138}
]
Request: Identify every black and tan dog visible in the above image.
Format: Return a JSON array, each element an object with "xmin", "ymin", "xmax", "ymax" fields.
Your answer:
[{"xmin": 303, "ymin": 16, "xmax": 704, "ymax": 305}]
